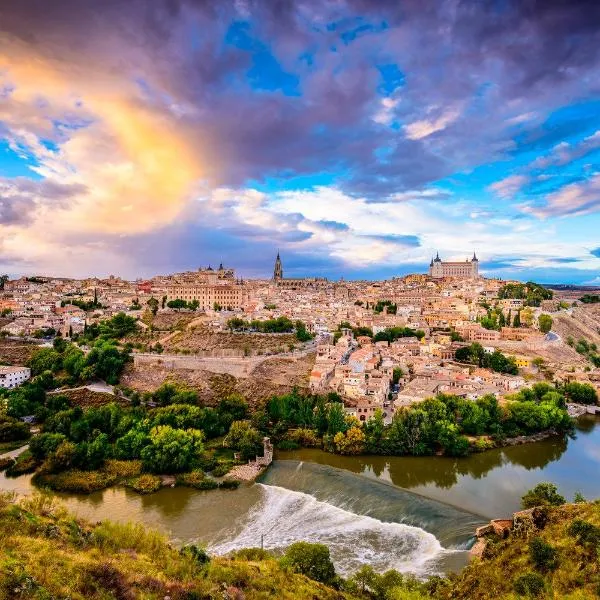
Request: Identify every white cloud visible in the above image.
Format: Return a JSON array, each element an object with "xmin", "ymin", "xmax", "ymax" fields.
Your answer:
[
  {"xmin": 404, "ymin": 105, "xmax": 462, "ymax": 140},
  {"xmin": 488, "ymin": 174, "xmax": 529, "ymax": 198}
]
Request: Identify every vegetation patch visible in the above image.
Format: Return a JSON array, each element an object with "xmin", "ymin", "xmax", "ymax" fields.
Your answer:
[
  {"xmin": 5, "ymin": 450, "xmax": 38, "ymax": 477},
  {"xmin": 33, "ymin": 469, "xmax": 117, "ymax": 493},
  {"xmin": 176, "ymin": 470, "xmax": 219, "ymax": 490},
  {"xmin": 129, "ymin": 473, "xmax": 162, "ymax": 494}
]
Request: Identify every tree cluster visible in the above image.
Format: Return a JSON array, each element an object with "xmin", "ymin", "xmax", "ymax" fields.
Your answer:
[{"xmin": 454, "ymin": 343, "xmax": 519, "ymax": 375}]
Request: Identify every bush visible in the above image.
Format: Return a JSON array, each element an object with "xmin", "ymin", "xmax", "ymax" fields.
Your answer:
[
  {"xmin": 176, "ymin": 471, "xmax": 219, "ymax": 490},
  {"xmin": 130, "ymin": 474, "xmax": 162, "ymax": 494},
  {"xmin": 5, "ymin": 451, "xmax": 38, "ymax": 477},
  {"xmin": 180, "ymin": 544, "xmax": 210, "ymax": 566},
  {"xmin": 219, "ymin": 479, "xmax": 241, "ymax": 490},
  {"xmin": 529, "ymin": 537, "xmax": 558, "ymax": 571},
  {"xmin": 0, "ymin": 457, "xmax": 15, "ymax": 472},
  {"xmin": 280, "ymin": 541, "xmax": 336, "ymax": 585},
  {"xmin": 521, "ymin": 483, "xmax": 565, "ymax": 509},
  {"xmin": 0, "ymin": 416, "xmax": 31, "ymax": 443},
  {"xmin": 33, "ymin": 470, "xmax": 117, "ymax": 493},
  {"xmin": 102, "ymin": 459, "xmax": 142, "ymax": 478},
  {"xmin": 211, "ymin": 462, "xmax": 233, "ymax": 477},
  {"xmin": 513, "ymin": 572, "xmax": 545, "ymax": 596},
  {"xmin": 232, "ymin": 548, "xmax": 272, "ymax": 561}
]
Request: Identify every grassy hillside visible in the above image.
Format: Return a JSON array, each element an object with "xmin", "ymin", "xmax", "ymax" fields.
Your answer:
[
  {"xmin": 1, "ymin": 491, "xmax": 599, "ymax": 599},
  {"xmin": 437, "ymin": 501, "xmax": 600, "ymax": 599},
  {"xmin": 0, "ymin": 493, "xmax": 354, "ymax": 600}
]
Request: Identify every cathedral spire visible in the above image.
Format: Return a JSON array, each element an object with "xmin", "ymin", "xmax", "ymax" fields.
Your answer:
[{"xmin": 273, "ymin": 251, "xmax": 283, "ymax": 280}]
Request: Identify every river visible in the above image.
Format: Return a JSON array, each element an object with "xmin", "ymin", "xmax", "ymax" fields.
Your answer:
[{"xmin": 1, "ymin": 416, "xmax": 599, "ymax": 576}]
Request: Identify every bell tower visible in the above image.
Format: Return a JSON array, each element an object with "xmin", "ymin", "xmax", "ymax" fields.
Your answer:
[{"xmin": 273, "ymin": 251, "xmax": 283, "ymax": 281}]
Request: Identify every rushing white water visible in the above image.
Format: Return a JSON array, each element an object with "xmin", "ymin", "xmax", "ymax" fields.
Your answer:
[{"xmin": 209, "ymin": 483, "xmax": 446, "ymax": 575}]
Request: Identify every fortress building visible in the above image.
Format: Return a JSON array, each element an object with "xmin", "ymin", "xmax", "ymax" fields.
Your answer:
[{"xmin": 428, "ymin": 252, "xmax": 479, "ymax": 279}]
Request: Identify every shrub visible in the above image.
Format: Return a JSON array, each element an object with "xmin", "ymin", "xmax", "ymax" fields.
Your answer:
[
  {"xmin": 280, "ymin": 541, "xmax": 336, "ymax": 585},
  {"xmin": 211, "ymin": 462, "xmax": 233, "ymax": 477},
  {"xmin": 176, "ymin": 471, "xmax": 219, "ymax": 490},
  {"xmin": 130, "ymin": 474, "xmax": 162, "ymax": 494},
  {"xmin": 232, "ymin": 548, "xmax": 272, "ymax": 561},
  {"xmin": 529, "ymin": 537, "xmax": 558, "ymax": 571},
  {"xmin": 180, "ymin": 544, "xmax": 210, "ymax": 566},
  {"xmin": 567, "ymin": 519, "xmax": 600, "ymax": 553},
  {"xmin": 0, "ymin": 457, "xmax": 15, "ymax": 472},
  {"xmin": 102, "ymin": 459, "xmax": 142, "ymax": 478},
  {"xmin": 277, "ymin": 440, "xmax": 300, "ymax": 451},
  {"xmin": 33, "ymin": 470, "xmax": 117, "ymax": 493},
  {"xmin": 5, "ymin": 451, "xmax": 38, "ymax": 477},
  {"xmin": 521, "ymin": 483, "xmax": 565, "ymax": 509},
  {"xmin": 219, "ymin": 479, "xmax": 241, "ymax": 490},
  {"xmin": 513, "ymin": 572, "xmax": 545, "ymax": 596}
]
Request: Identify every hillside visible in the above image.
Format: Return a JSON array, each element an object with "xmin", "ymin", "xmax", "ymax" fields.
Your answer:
[
  {"xmin": 120, "ymin": 352, "xmax": 314, "ymax": 407},
  {"xmin": 552, "ymin": 304, "xmax": 600, "ymax": 349},
  {"xmin": 0, "ymin": 493, "xmax": 353, "ymax": 600},
  {"xmin": 437, "ymin": 501, "xmax": 600, "ymax": 599}
]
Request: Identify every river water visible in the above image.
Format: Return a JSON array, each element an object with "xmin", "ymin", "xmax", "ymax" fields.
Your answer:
[{"xmin": 1, "ymin": 416, "xmax": 599, "ymax": 576}]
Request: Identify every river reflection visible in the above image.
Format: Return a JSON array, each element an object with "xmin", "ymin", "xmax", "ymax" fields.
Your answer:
[{"xmin": 276, "ymin": 417, "xmax": 600, "ymax": 518}]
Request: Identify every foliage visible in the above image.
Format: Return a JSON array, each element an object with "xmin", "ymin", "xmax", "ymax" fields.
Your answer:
[
  {"xmin": 373, "ymin": 300, "xmax": 397, "ymax": 314},
  {"xmin": 538, "ymin": 313, "xmax": 553, "ymax": 334},
  {"xmin": 498, "ymin": 282, "xmax": 553, "ymax": 307},
  {"xmin": 528, "ymin": 536, "xmax": 559, "ymax": 571},
  {"xmin": 579, "ymin": 294, "xmax": 600, "ymax": 304},
  {"xmin": 334, "ymin": 425, "xmax": 366, "ymax": 455},
  {"xmin": 141, "ymin": 425, "xmax": 204, "ymax": 473},
  {"xmin": 373, "ymin": 326, "xmax": 425, "ymax": 343},
  {"xmin": 521, "ymin": 483, "xmax": 566, "ymax": 509},
  {"xmin": 281, "ymin": 541, "xmax": 337, "ymax": 585},
  {"xmin": 167, "ymin": 298, "xmax": 199, "ymax": 310},
  {"xmin": 130, "ymin": 474, "xmax": 162, "ymax": 494},
  {"xmin": 224, "ymin": 420, "xmax": 263, "ymax": 460},
  {"xmin": 513, "ymin": 572, "xmax": 545, "ymax": 597},
  {"xmin": 0, "ymin": 414, "xmax": 31, "ymax": 443},
  {"xmin": 33, "ymin": 469, "xmax": 117, "ymax": 493},
  {"xmin": 562, "ymin": 381, "xmax": 598, "ymax": 405},
  {"xmin": 0, "ymin": 495, "xmax": 354, "ymax": 600},
  {"xmin": 454, "ymin": 343, "xmax": 519, "ymax": 374}
]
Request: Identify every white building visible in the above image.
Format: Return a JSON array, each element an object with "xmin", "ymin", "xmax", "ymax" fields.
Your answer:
[{"xmin": 0, "ymin": 366, "xmax": 31, "ymax": 389}]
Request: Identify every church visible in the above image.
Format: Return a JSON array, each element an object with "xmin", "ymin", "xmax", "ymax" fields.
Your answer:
[
  {"xmin": 428, "ymin": 252, "xmax": 480, "ymax": 279},
  {"xmin": 272, "ymin": 252, "xmax": 328, "ymax": 288}
]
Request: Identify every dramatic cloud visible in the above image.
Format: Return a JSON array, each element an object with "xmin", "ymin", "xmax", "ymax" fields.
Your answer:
[{"xmin": 0, "ymin": 0, "xmax": 599, "ymax": 280}]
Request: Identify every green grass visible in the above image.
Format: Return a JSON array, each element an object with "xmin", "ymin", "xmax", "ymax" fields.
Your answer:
[{"xmin": 0, "ymin": 493, "xmax": 356, "ymax": 600}]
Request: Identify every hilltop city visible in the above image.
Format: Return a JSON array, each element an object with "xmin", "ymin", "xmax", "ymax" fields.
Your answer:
[{"xmin": 1, "ymin": 253, "xmax": 599, "ymax": 424}]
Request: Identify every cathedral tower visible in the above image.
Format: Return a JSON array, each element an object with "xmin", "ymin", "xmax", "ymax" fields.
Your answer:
[{"xmin": 273, "ymin": 251, "xmax": 283, "ymax": 280}]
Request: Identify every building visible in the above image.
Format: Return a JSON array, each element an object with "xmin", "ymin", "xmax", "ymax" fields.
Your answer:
[
  {"xmin": 166, "ymin": 265, "xmax": 249, "ymax": 310},
  {"xmin": 272, "ymin": 253, "xmax": 328, "ymax": 289},
  {"xmin": 0, "ymin": 366, "xmax": 31, "ymax": 389},
  {"xmin": 429, "ymin": 252, "xmax": 479, "ymax": 279}
]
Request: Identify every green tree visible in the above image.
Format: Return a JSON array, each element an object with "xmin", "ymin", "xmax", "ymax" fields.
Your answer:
[
  {"xmin": 141, "ymin": 425, "xmax": 204, "ymax": 473},
  {"xmin": 513, "ymin": 311, "xmax": 521, "ymax": 327},
  {"xmin": 521, "ymin": 483, "xmax": 565, "ymax": 509},
  {"xmin": 326, "ymin": 403, "xmax": 347, "ymax": 436},
  {"xmin": 529, "ymin": 537, "xmax": 559, "ymax": 572},
  {"xmin": 147, "ymin": 297, "xmax": 159, "ymax": 316},
  {"xmin": 563, "ymin": 382, "xmax": 598, "ymax": 405},
  {"xmin": 224, "ymin": 420, "xmax": 263, "ymax": 460},
  {"xmin": 0, "ymin": 274, "xmax": 8, "ymax": 290},
  {"xmin": 281, "ymin": 542, "xmax": 336, "ymax": 585},
  {"xmin": 538, "ymin": 313, "xmax": 553, "ymax": 334}
]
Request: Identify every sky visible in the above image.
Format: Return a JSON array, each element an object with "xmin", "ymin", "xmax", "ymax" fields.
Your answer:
[{"xmin": 1, "ymin": 0, "xmax": 600, "ymax": 284}]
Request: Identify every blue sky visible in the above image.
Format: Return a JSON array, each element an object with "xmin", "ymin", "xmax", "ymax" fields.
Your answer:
[{"xmin": 0, "ymin": 0, "xmax": 599, "ymax": 283}]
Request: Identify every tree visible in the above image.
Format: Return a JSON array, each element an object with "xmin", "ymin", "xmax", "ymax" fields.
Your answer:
[
  {"xmin": 521, "ymin": 483, "xmax": 565, "ymax": 509},
  {"xmin": 0, "ymin": 274, "xmax": 8, "ymax": 290},
  {"xmin": 563, "ymin": 382, "xmax": 598, "ymax": 405},
  {"xmin": 326, "ymin": 403, "xmax": 347, "ymax": 436},
  {"xmin": 224, "ymin": 420, "xmax": 263, "ymax": 460},
  {"xmin": 141, "ymin": 425, "xmax": 204, "ymax": 473},
  {"xmin": 513, "ymin": 311, "xmax": 521, "ymax": 328},
  {"xmin": 538, "ymin": 314, "xmax": 553, "ymax": 334},
  {"xmin": 281, "ymin": 542, "xmax": 336, "ymax": 585},
  {"xmin": 521, "ymin": 307, "xmax": 535, "ymax": 327},
  {"xmin": 454, "ymin": 346, "xmax": 472, "ymax": 362},
  {"xmin": 333, "ymin": 425, "xmax": 366, "ymax": 455},
  {"xmin": 147, "ymin": 297, "xmax": 159, "ymax": 316}
]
